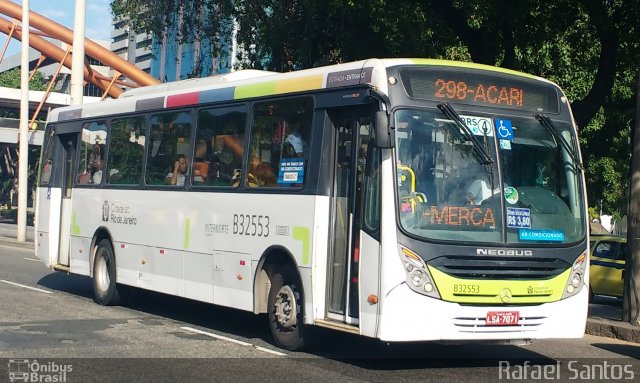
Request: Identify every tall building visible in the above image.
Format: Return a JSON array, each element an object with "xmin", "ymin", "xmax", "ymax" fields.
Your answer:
[
  {"xmin": 111, "ymin": 7, "xmax": 237, "ymax": 84},
  {"xmin": 151, "ymin": 18, "xmax": 237, "ymax": 82},
  {"xmin": 110, "ymin": 17, "xmax": 153, "ymax": 76}
]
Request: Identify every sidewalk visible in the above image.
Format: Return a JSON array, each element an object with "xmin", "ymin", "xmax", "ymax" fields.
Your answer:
[
  {"xmin": 0, "ymin": 221, "xmax": 638, "ymax": 343},
  {"xmin": 0, "ymin": 221, "xmax": 34, "ymax": 249},
  {"xmin": 586, "ymin": 297, "xmax": 640, "ymax": 343}
]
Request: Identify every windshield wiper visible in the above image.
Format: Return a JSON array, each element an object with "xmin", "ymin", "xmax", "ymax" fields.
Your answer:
[
  {"xmin": 535, "ymin": 114, "xmax": 583, "ymax": 171},
  {"xmin": 437, "ymin": 103, "xmax": 493, "ymax": 165}
]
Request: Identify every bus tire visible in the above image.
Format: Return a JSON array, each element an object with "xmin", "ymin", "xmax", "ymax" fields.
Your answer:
[
  {"xmin": 268, "ymin": 268, "xmax": 305, "ymax": 350},
  {"xmin": 93, "ymin": 239, "xmax": 120, "ymax": 306}
]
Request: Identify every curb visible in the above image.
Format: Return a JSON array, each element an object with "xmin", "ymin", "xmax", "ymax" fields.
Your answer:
[
  {"xmin": 586, "ymin": 318, "xmax": 640, "ymax": 343},
  {"xmin": 0, "ymin": 237, "xmax": 35, "ymax": 250}
]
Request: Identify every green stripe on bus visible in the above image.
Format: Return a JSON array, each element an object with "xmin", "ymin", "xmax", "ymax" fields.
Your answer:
[
  {"xmin": 71, "ymin": 210, "xmax": 81, "ymax": 235},
  {"xmin": 409, "ymin": 59, "xmax": 539, "ymax": 80},
  {"xmin": 184, "ymin": 218, "xmax": 191, "ymax": 249},
  {"xmin": 234, "ymin": 81, "xmax": 278, "ymax": 99},
  {"xmin": 292, "ymin": 226, "xmax": 310, "ymax": 266}
]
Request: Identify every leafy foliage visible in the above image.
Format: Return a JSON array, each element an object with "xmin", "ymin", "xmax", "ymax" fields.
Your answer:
[
  {"xmin": 111, "ymin": 0, "xmax": 640, "ymax": 218},
  {"xmin": 0, "ymin": 68, "xmax": 47, "ymax": 91}
]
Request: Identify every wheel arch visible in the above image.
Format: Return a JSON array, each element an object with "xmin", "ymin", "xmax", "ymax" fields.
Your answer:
[{"xmin": 253, "ymin": 245, "xmax": 305, "ymax": 315}]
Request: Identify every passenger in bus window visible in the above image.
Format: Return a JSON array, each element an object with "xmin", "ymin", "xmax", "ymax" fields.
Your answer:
[
  {"xmin": 244, "ymin": 155, "xmax": 261, "ymax": 187},
  {"xmin": 284, "ymin": 117, "xmax": 306, "ymax": 157},
  {"xmin": 89, "ymin": 144, "xmax": 101, "ymax": 174},
  {"xmin": 255, "ymin": 161, "xmax": 277, "ymax": 187},
  {"xmin": 167, "ymin": 155, "xmax": 188, "ymax": 186},
  {"xmin": 77, "ymin": 167, "xmax": 92, "ymax": 184},
  {"xmin": 92, "ymin": 161, "xmax": 104, "ymax": 185},
  {"xmin": 193, "ymin": 139, "xmax": 210, "ymax": 184},
  {"xmin": 231, "ymin": 169, "xmax": 243, "ymax": 187}
]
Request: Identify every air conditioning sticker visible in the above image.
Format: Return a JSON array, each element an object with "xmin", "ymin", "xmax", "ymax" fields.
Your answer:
[{"xmin": 519, "ymin": 229, "xmax": 565, "ymax": 242}]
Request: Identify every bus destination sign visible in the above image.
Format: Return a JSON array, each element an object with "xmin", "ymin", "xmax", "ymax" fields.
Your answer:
[{"xmin": 400, "ymin": 68, "xmax": 559, "ymax": 113}]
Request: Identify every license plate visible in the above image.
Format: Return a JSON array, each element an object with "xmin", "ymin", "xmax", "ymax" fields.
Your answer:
[{"xmin": 486, "ymin": 311, "xmax": 520, "ymax": 326}]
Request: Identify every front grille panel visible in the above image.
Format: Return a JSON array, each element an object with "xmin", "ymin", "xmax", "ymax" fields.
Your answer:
[
  {"xmin": 453, "ymin": 315, "xmax": 546, "ymax": 333},
  {"xmin": 429, "ymin": 256, "xmax": 569, "ymax": 279}
]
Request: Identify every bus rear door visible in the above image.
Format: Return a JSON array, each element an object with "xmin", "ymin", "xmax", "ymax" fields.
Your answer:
[
  {"xmin": 36, "ymin": 123, "xmax": 79, "ymax": 268},
  {"xmin": 56, "ymin": 132, "xmax": 77, "ymax": 267}
]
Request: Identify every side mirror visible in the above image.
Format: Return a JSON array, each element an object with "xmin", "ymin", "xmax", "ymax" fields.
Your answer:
[{"xmin": 375, "ymin": 111, "xmax": 394, "ymax": 148}]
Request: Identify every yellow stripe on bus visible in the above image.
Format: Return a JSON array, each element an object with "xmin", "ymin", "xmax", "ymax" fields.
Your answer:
[
  {"xmin": 234, "ymin": 75, "xmax": 324, "ymax": 100},
  {"xmin": 409, "ymin": 59, "xmax": 540, "ymax": 80},
  {"xmin": 428, "ymin": 266, "xmax": 570, "ymax": 304},
  {"xmin": 275, "ymin": 75, "xmax": 324, "ymax": 94}
]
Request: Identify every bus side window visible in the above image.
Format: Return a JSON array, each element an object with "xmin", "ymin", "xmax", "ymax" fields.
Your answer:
[
  {"xmin": 39, "ymin": 127, "xmax": 56, "ymax": 186},
  {"xmin": 194, "ymin": 106, "xmax": 247, "ymax": 188},
  {"xmin": 107, "ymin": 117, "xmax": 147, "ymax": 186},
  {"xmin": 145, "ymin": 111, "xmax": 193, "ymax": 186},
  {"xmin": 248, "ymin": 97, "xmax": 313, "ymax": 188},
  {"xmin": 76, "ymin": 121, "xmax": 108, "ymax": 186}
]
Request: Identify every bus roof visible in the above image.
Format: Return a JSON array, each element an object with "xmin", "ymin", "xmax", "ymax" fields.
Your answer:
[{"xmin": 48, "ymin": 58, "xmax": 553, "ymax": 124}]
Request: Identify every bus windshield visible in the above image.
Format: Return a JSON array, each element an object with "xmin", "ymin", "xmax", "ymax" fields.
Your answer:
[{"xmin": 394, "ymin": 108, "xmax": 585, "ymax": 244}]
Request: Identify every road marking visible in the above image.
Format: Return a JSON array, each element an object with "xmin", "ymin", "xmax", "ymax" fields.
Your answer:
[
  {"xmin": 253, "ymin": 345, "xmax": 287, "ymax": 356},
  {"xmin": 23, "ymin": 257, "xmax": 41, "ymax": 262},
  {"xmin": 180, "ymin": 326, "xmax": 286, "ymax": 356},
  {"xmin": 0, "ymin": 279, "xmax": 53, "ymax": 294}
]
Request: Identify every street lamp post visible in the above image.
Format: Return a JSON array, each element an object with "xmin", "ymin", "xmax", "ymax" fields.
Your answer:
[
  {"xmin": 17, "ymin": 0, "xmax": 29, "ymax": 242},
  {"xmin": 71, "ymin": 0, "xmax": 85, "ymax": 105}
]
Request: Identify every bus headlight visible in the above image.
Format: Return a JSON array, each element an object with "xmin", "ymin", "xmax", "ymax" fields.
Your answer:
[
  {"xmin": 399, "ymin": 246, "xmax": 440, "ymax": 299},
  {"xmin": 562, "ymin": 251, "xmax": 587, "ymax": 299},
  {"xmin": 410, "ymin": 268, "xmax": 427, "ymax": 286},
  {"xmin": 571, "ymin": 273, "xmax": 582, "ymax": 288}
]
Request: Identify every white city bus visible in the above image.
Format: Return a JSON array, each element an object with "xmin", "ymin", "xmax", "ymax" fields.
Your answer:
[{"xmin": 35, "ymin": 58, "xmax": 588, "ymax": 350}]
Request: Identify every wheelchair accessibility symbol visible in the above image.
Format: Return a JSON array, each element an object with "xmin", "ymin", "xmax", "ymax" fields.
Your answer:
[{"xmin": 495, "ymin": 119, "xmax": 513, "ymax": 140}]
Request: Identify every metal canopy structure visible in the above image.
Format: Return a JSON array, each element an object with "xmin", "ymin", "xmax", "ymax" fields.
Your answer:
[{"xmin": 0, "ymin": 0, "xmax": 159, "ymax": 101}]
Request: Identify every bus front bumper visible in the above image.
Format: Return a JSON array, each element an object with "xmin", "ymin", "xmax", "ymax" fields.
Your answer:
[{"xmin": 377, "ymin": 283, "xmax": 588, "ymax": 342}]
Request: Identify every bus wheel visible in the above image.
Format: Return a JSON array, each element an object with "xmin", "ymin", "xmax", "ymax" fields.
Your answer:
[
  {"xmin": 268, "ymin": 269, "xmax": 305, "ymax": 350},
  {"xmin": 93, "ymin": 239, "xmax": 120, "ymax": 306}
]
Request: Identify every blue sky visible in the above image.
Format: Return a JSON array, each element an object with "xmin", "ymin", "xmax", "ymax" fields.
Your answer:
[{"xmin": 5, "ymin": 0, "xmax": 113, "ymax": 56}]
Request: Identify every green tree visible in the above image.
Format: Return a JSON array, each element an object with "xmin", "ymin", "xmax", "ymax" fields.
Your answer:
[
  {"xmin": 111, "ymin": 0, "xmax": 640, "ymax": 218},
  {"xmin": 0, "ymin": 67, "xmax": 47, "ymax": 91}
]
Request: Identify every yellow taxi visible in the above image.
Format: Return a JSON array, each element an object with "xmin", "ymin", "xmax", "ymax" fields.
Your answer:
[{"xmin": 589, "ymin": 235, "xmax": 626, "ymax": 299}]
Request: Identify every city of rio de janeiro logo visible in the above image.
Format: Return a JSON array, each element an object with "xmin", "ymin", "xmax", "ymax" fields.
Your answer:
[{"xmin": 102, "ymin": 200, "xmax": 109, "ymax": 222}]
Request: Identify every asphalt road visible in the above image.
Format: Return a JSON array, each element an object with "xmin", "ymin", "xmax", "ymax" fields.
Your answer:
[{"xmin": 1, "ymin": 243, "xmax": 639, "ymax": 383}]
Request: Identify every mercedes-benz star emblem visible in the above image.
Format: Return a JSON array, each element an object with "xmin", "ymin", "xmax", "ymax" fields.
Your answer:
[{"xmin": 500, "ymin": 288, "xmax": 513, "ymax": 303}]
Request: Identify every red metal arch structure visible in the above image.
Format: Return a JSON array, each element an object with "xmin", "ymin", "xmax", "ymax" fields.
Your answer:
[{"xmin": 0, "ymin": 0, "xmax": 159, "ymax": 104}]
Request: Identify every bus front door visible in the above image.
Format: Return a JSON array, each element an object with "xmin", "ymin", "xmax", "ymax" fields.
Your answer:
[{"xmin": 327, "ymin": 108, "xmax": 381, "ymax": 332}]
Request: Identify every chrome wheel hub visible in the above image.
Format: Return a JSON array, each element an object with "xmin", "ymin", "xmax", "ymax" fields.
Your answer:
[
  {"xmin": 95, "ymin": 253, "xmax": 110, "ymax": 292},
  {"xmin": 274, "ymin": 285, "xmax": 298, "ymax": 329}
]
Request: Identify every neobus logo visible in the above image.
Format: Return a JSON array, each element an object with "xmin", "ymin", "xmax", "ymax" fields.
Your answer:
[{"xmin": 476, "ymin": 248, "xmax": 533, "ymax": 256}]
